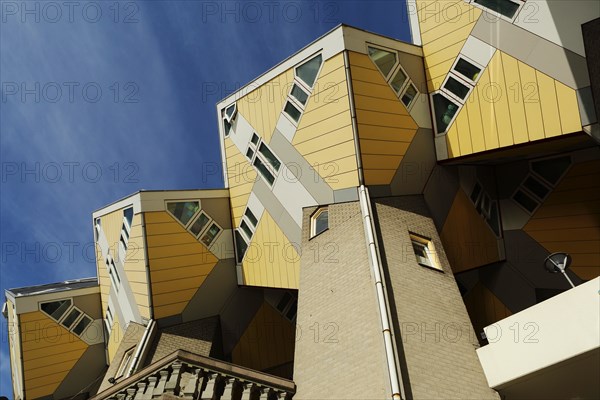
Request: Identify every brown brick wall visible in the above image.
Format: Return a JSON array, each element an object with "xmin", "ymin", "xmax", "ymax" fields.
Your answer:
[
  {"xmin": 373, "ymin": 196, "xmax": 499, "ymax": 400},
  {"xmin": 294, "ymin": 201, "xmax": 389, "ymax": 400}
]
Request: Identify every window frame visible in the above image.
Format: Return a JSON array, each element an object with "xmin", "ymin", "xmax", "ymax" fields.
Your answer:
[
  {"xmin": 294, "ymin": 53, "xmax": 324, "ymax": 90},
  {"xmin": 39, "ymin": 298, "xmax": 73, "ymax": 322},
  {"xmin": 430, "ymin": 91, "xmax": 462, "ymax": 135},
  {"xmin": 400, "ymin": 82, "xmax": 419, "ymax": 110},
  {"xmin": 409, "ymin": 233, "xmax": 442, "ymax": 271},
  {"xmin": 529, "ymin": 155, "xmax": 572, "ymax": 187},
  {"xmin": 310, "ymin": 207, "xmax": 329, "ymax": 238},
  {"xmin": 469, "ymin": 0, "xmax": 524, "ymax": 22},
  {"xmin": 245, "ymin": 133, "xmax": 281, "ymax": 187},
  {"xmin": 71, "ymin": 314, "xmax": 93, "ymax": 337},
  {"xmin": 469, "ymin": 181, "xmax": 503, "ymax": 238},
  {"xmin": 106, "ymin": 255, "xmax": 121, "ymax": 291},
  {"xmin": 60, "ymin": 306, "xmax": 84, "ymax": 330},
  {"xmin": 115, "ymin": 346, "xmax": 135, "ymax": 379},
  {"xmin": 450, "ymin": 55, "xmax": 485, "ymax": 86},
  {"xmin": 234, "ymin": 229, "xmax": 249, "ymax": 264},
  {"xmin": 440, "ymin": 73, "xmax": 474, "ymax": 105},
  {"xmin": 366, "ymin": 43, "xmax": 400, "ymax": 81},
  {"xmin": 188, "ymin": 210, "xmax": 212, "ymax": 238},
  {"xmin": 222, "ymin": 102, "xmax": 237, "ymax": 137},
  {"xmin": 165, "ymin": 200, "xmax": 202, "ymax": 229},
  {"xmin": 199, "ymin": 221, "xmax": 223, "ymax": 248}
]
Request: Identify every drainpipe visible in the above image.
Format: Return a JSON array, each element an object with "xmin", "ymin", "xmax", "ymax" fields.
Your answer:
[
  {"xmin": 125, "ymin": 319, "xmax": 155, "ymax": 378},
  {"xmin": 358, "ymin": 185, "xmax": 404, "ymax": 400},
  {"xmin": 343, "ymin": 50, "xmax": 365, "ymax": 185}
]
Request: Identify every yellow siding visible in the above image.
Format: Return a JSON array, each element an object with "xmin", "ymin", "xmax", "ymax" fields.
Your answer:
[
  {"xmin": 440, "ymin": 190, "xmax": 500, "ymax": 273},
  {"xmin": 237, "ymin": 67, "xmax": 294, "ymax": 144},
  {"xmin": 349, "ymin": 52, "xmax": 418, "ymax": 185},
  {"xmin": 417, "ymin": 0, "xmax": 481, "ymax": 91},
  {"xmin": 225, "ymin": 137, "xmax": 258, "ymax": 227},
  {"xmin": 525, "ymin": 161, "xmax": 600, "ymax": 280},
  {"xmin": 242, "ymin": 210, "xmax": 300, "ymax": 289},
  {"xmin": 124, "ymin": 213, "xmax": 150, "ymax": 319},
  {"xmin": 446, "ymin": 51, "xmax": 583, "ymax": 158},
  {"xmin": 145, "ymin": 211, "xmax": 218, "ymax": 319},
  {"xmin": 19, "ymin": 311, "xmax": 87, "ymax": 399},
  {"xmin": 293, "ymin": 52, "xmax": 358, "ymax": 190},
  {"xmin": 232, "ymin": 302, "xmax": 295, "ymax": 372}
]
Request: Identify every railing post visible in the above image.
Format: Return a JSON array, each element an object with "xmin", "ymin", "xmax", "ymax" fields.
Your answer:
[
  {"xmin": 220, "ymin": 377, "xmax": 234, "ymax": 399},
  {"xmin": 199, "ymin": 371, "xmax": 216, "ymax": 400},
  {"xmin": 153, "ymin": 370, "xmax": 169, "ymax": 396},
  {"xmin": 133, "ymin": 382, "xmax": 146, "ymax": 400},
  {"xmin": 165, "ymin": 362, "xmax": 183, "ymax": 394},
  {"xmin": 182, "ymin": 367, "xmax": 201, "ymax": 397}
]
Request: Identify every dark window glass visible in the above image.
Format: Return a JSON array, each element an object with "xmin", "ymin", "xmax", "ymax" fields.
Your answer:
[
  {"xmin": 225, "ymin": 104, "xmax": 236, "ymax": 118},
  {"xmin": 253, "ymin": 157, "xmax": 275, "ymax": 185},
  {"xmin": 235, "ymin": 230, "xmax": 248, "ymax": 264},
  {"xmin": 123, "ymin": 207, "xmax": 133, "ymax": 227},
  {"xmin": 474, "ymin": 0, "xmax": 520, "ymax": 18},
  {"xmin": 167, "ymin": 201, "xmax": 199, "ymax": 226},
  {"xmin": 258, "ymin": 143, "xmax": 281, "ymax": 172},
  {"xmin": 367, "ymin": 47, "xmax": 397, "ymax": 77},
  {"xmin": 454, "ymin": 58, "xmax": 481, "ymax": 81},
  {"xmin": 470, "ymin": 183, "xmax": 482, "ymax": 204},
  {"xmin": 401, "ymin": 84, "xmax": 417, "ymax": 107},
  {"xmin": 390, "ymin": 68, "xmax": 407, "ymax": 93},
  {"xmin": 189, "ymin": 213, "xmax": 210, "ymax": 236},
  {"xmin": 246, "ymin": 148, "xmax": 254, "ymax": 161},
  {"xmin": 41, "ymin": 300, "xmax": 72, "ymax": 321},
  {"xmin": 251, "ymin": 133, "xmax": 260, "ymax": 145},
  {"xmin": 72, "ymin": 315, "xmax": 92, "ymax": 336},
  {"xmin": 200, "ymin": 224, "xmax": 221, "ymax": 246},
  {"xmin": 285, "ymin": 299, "xmax": 298, "ymax": 321},
  {"xmin": 444, "ymin": 76, "xmax": 470, "ymax": 99},
  {"xmin": 488, "ymin": 201, "xmax": 501, "ymax": 237},
  {"xmin": 296, "ymin": 54, "xmax": 322, "ymax": 87},
  {"xmin": 314, "ymin": 210, "xmax": 328, "ymax": 236},
  {"xmin": 513, "ymin": 190, "xmax": 538, "ymax": 213},
  {"xmin": 284, "ymin": 101, "xmax": 302, "ymax": 122},
  {"xmin": 61, "ymin": 308, "xmax": 81, "ymax": 329},
  {"xmin": 531, "ymin": 156, "xmax": 571, "ymax": 184},
  {"xmin": 240, "ymin": 220, "xmax": 253, "ymax": 239},
  {"xmin": 291, "ymin": 84, "xmax": 309, "ymax": 106},
  {"xmin": 245, "ymin": 208, "xmax": 258, "ymax": 227},
  {"xmin": 524, "ymin": 176, "xmax": 550, "ymax": 199},
  {"xmin": 433, "ymin": 93, "xmax": 459, "ymax": 133},
  {"xmin": 277, "ymin": 292, "xmax": 292, "ymax": 312}
]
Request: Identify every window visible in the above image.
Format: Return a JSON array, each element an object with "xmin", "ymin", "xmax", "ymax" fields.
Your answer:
[
  {"xmin": 443, "ymin": 76, "xmax": 470, "ymax": 101},
  {"xmin": 240, "ymin": 220, "xmax": 253, "ymax": 239},
  {"xmin": 368, "ymin": 46, "xmax": 397, "ymax": 78},
  {"xmin": 453, "ymin": 57, "xmax": 482, "ymax": 84},
  {"xmin": 470, "ymin": 182, "xmax": 502, "ymax": 237},
  {"xmin": 106, "ymin": 305, "xmax": 114, "ymax": 329},
  {"xmin": 513, "ymin": 189, "xmax": 539, "ymax": 213},
  {"xmin": 167, "ymin": 201, "xmax": 200, "ymax": 226},
  {"xmin": 106, "ymin": 255, "xmax": 121, "ymax": 290},
  {"xmin": 72, "ymin": 315, "xmax": 92, "ymax": 336},
  {"xmin": 290, "ymin": 84, "xmax": 309, "ymax": 106},
  {"xmin": 189, "ymin": 212, "xmax": 210, "ymax": 237},
  {"xmin": 295, "ymin": 54, "xmax": 322, "ymax": 88},
  {"xmin": 401, "ymin": 83, "xmax": 418, "ymax": 108},
  {"xmin": 200, "ymin": 223, "xmax": 222, "ymax": 247},
  {"xmin": 432, "ymin": 93, "xmax": 460, "ymax": 134},
  {"xmin": 390, "ymin": 67, "xmax": 408, "ymax": 93},
  {"xmin": 222, "ymin": 103, "xmax": 237, "ymax": 137},
  {"xmin": 234, "ymin": 230, "xmax": 248, "ymax": 264},
  {"xmin": 310, "ymin": 207, "xmax": 329, "ymax": 238},
  {"xmin": 531, "ymin": 156, "xmax": 571, "ymax": 185},
  {"xmin": 94, "ymin": 218, "xmax": 102, "ymax": 241},
  {"xmin": 284, "ymin": 101, "xmax": 302, "ymax": 122},
  {"xmin": 123, "ymin": 207, "xmax": 133, "ymax": 228},
  {"xmin": 244, "ymin": 208, "xmax": 258, "ymax": 227},
  {"xmin": 41, "ymin": 299, "xmax": 72, "ymax": 321},
  {"xmin": 246, "ymin": 134, "xmax": 281, "ymax": 186},
  {"xmin": 120, "ymin": 207, "xmax": 134, "ymax": 251},
  {"xmin": 410, "ymin": 233, "xmax": 441, "ymax": 271},
  {"xmin": 116, "ymin": 347, "xmax": 135, "ymax": 379},
  {"xmin": 275, "ymin": 291, "xmax": 298, "ymax": 322},
  {"xmin": 473, "ymin": 0, "xmax": 521, "ymax": 19},
  {"xmin": 61, "ymin": 308, "xmax": 82, "ymax": 330}
]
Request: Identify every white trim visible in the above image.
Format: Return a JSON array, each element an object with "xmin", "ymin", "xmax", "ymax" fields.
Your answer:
[
  {"xmin": 406, "ymin": 0, "xmax": 422, "ymax": 45},
  {"xmin": 366, "ymin": 43, "xmax": 401, "ymax": 81},
  {"xmin": 440, "ymin": 74, "xmax": 474, "ymax": 104},
  {"xmin": 459, "ymin": 36, "xmax": 496, "ymax": 70}
]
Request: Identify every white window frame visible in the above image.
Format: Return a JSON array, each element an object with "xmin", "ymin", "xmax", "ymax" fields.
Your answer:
[
  {"xmin": 388, "ymin": 63, "xmax": 411, "ymax": 96},
  {"xmin": 199, "ymin": 220, "xmax": 223, "ymax": 248},
  {"xmin": 469, "ymin": 181, "xmax": 503, "ymax": 238},
  {"xmin": 165, "ymin": 200, "xmax": 202, "ymax": 229},
  {"xmin": 294, "ymin": 52, "xmax": 324, "ymax": 90},
  {"xmin": 60, "ymin": 305, "xmax": 84, "ymax": 330},
  {"xmin": 310, "ymin": 207, "xmax": 329, "ymax": 238},
  {"xmin": 366, "ymin": 43, "xmax": 400, "ymax": 81},
  {"xmin": 116, "ymin": 347, "xmax": 135, "ymax": 379},
  {"xmin": 105, "ymin": 305, "xmax": 114, "ymax": 330},
  {"xmin": 39, "ymin": 298, "xmax": 73, "ymax": 322},
  {"xmin": 400, "ymin": 82, "xmax": 419, "ymax": 110},
  {"xmin": 71, "ymin": 314, "xmax": 93, "ymax": 337},
  {"xmin": 430, "ymin": 91, "xmax": 462, "ymax": 136},
  {"xmin": 450, "ymin": 55, "xmax": 485, "ymax": 87},
  {"xmin": 106, "ymin": 255, "xmax": 121, "ymax": 291},
  {"xmin": 467, "ymin": 0, "xmax": 525, "ymax": 23},
  {"xmin": 245, "ymin": 133, "xmax": 281, "ymax": 187},
  {"xmin": 234, "ymin": 228, "xmax": 249, "ymax": 265},
  {"xmin": 222, "ymin": 102, "xmax": 237, "ymax": 137},
  {"xmin": 188, "ymin": 210, "xmax": 212, "ymax": 238},
  {"xmin": 440, "ymin": 73, "xmax": 474, "ymax": 105}
]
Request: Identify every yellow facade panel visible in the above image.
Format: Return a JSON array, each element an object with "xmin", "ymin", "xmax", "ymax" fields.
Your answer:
[
  {"xmin": 152, "ymin": 277, "xmax": 206, "ymax": 296},
  {"xmin": 357, "ymin": 125, "xmax": 417, "ymax": 142},
  {"xmin": 350, "ymin": 65, "xmax": 391, "ymax": 85},
  {"xmin": 153, "ymin": 302, "xmax": 188, "ymax": 320},
  {"xmin": 555, "ymin": 80, "xmax": 582, "ymax": 134},
  {"xmin": 477, "ymin": 68, "xmax": 500, "ymax": 150},
  {"xmin": 325, "ymin": 169, "xmax": 360, "ymax": 190},
  {"xmin": 348, "ymin": 51, "xmax": 378, "ymax": 70},
  {"xmin": 488, "ymin": 52, "xmax": 514, "ymax": 148},
  {"xmin": 536, "ymin": 70, "xmax": 562, "ymax": 138},
  {"xmin": 294, "ymin": 125, "xmax": 354, "ymax": 154},
  {"xmin": 518, "ymin": 61, "xmax": 545, "ymax": 141},
  {"xmin": 363, "ymin": 169, "xmax": 397, "ymax": 185},
  {"xmin": 225, "ymin": 137, "xmax": 258, "ymax": 226},
  {"xmin": 298, "ymin": 92, "xmax": 350, "ymax": 129},
  {"xmin": 446, "ymin": 121, "xmax": 461, "ymax": 158},
  {"xmin": 352, "ymin": 80, "xmax": 400, "ymax": 100},
  {"xmin": 360, "ymin": 139, "xmax": 411, "ymax": 156},
  {"xmin": 421, "ymin": 5, "xmax": 478, "ymax": 42},
  {"xmin": 455, "ymin": 106, "xmax": 472, "ymax": 155},
  {"xmin": 423, "ymin": 23, "xmax": 476, "ymax": 60},
  {"xmin": 356, "ymin": 109, "xmax": 416, "ymax": 129},
  {"xmin": 501, "ymin": 52, "xmax": 529, "ymax": 145},
  {"xmin": 426, "ymin": 57, "xmax": 459, "ymax": 92}
]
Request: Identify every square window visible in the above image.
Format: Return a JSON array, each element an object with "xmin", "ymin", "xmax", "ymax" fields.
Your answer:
[
  {"xmin": 189, "ymin": 212, "xmax": 210, "ymax": 236},
  {"xmin": 401, "ymin": 83, "xmax": 418, "ymax": 108},
  {"xmin": 290, "ymin": 83, "xmax": 309, "ymax": 106},
  {"xmin": 200, "ymin": 223, "xmax": 221, "ymax": 247},
  {"xmin": 443, "ymin": 76, "xmax": 470, "ymax": 100},
  {"xmin": 390, "ymin": 67, "xmax": 408, "ymax": 93},
  {"xmin": 410, "ymin": 233, "xmax": 442, "ymax": 271},
  {"xmin": 284, "ymin": 101, "xmax": 302, "ymax": 122},
  {"xmin": 453, "ymin": 57, "xmax": 482, "ymax": 83}
]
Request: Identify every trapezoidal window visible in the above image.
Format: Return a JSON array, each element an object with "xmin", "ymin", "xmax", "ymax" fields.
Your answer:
[
  {"xmin": 222, "ymin": 103, "xmax": 237, "ymax": 137},
  {"xmin": 310, "ymin": 207, "xmax": 329, "ymax": 238},
  {"xmin": 295, "ymin": 54, "xmax": 322, "ymax": 88},
  {"xmin": 167, "ymin": 201, "xmax": 200, "ymax": 226},
  {"xmin": 41, "ymin": 299, "xmax": 72, "ymax": 321},
  {"xmin": 368, "ymin": 46, "xmax": 397, "ymax": 78},
  {"xmin": 410, "ymin": 233, "xmax": 442, "ymax": 271}
]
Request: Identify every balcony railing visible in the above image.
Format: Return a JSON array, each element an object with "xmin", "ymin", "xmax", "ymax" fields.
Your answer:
[{"xmin": 91, "ymin": 350, "xmax": 295, "ymax": 400}]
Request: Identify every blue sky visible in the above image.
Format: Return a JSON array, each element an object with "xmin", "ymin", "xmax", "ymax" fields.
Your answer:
[{"xmin": 0, "ymin": 0, "xmax": 410, "ymax": 394}]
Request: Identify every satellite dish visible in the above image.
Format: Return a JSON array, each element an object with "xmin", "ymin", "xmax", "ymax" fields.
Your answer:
[{"xmin": 543, "ymin": 252, "xmax": 575, "ymax": 288}]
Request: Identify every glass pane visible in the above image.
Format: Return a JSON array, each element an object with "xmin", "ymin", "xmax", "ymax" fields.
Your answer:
[
  {"xmin": 524, "ymin": 176, "xmax": 550, "ymax": 199},
  {"xmin": 189, "ymin": 213, "xmax": 210, "ymax": 236},
  {"xmin": 223, "ymin": 119, "xmax": 232, "ymax": 136},
  {"xmin": 470, "ymin": 183, "xmax": 482, "ymax": 204},
  {"xmin": 474, "ymin": 0, "xmax": 520, "ymax": 18},
  {"xmin": 277, "ymin": 292, "xmax": 292, "ymax": 312},
  {"xmin": 531, "ymin": 156, "xmax": 570, "ymax": 184},
  {"xmin": 167, "ymin": 201, "xmax": 199, "ymax": 226},
  {"xmin": 253, "ymin": 157, "xmax": 275, "ymax": 185},
  {"xmin": 513, "ymin": 190, "xmax": 538, "ymax": 213},
  {"xmin": 284, "ymin": 101, "xmax": 301, "ymax": 122},
  {"xmin": 123, "ymin": 207, "xmax": 133, "ymax": 227},
  {"xmin": 251, "ymin": 133, "xmax": 259, "ymax": 145},
  {"xmin": 61, "ymin": 308, "xmax": 81, "ymax": 329},
  {"xmin": 444, "ymin": 76, "xmax": 470, "ymax": 99},
  {"xmin": 235, "ymin": 230, "xmax": 248, "ymax": 263},
  {"xmin": 433, "ymin": 93, "xmax": 459, "ymax": 133},
  {"xmin": 454, "ymin": 58, "xmax": 481, "ymax": 82},
  {"xmin": 401, "ymin": 84, "xmax": 417, "ymax": 107},
  {"xmin": 285, "ymin": 300, "xmax": 298, "ymax": 320},
  {"xmin": 258, "ymin": 143, "xmax": 281, "ymax": 171},
  {"xmin": 246, "ymin": 148, "xmax": 254, "ymax": 161},
  {"xmin": 291, "ymin": 84, "xmax": 309, "ymax": 106},
  {"xmin": 225, "ymin": 104, "xmax": 236, "ymax": 118},
  {"xmin": 368, "ymin": 46, "xmax": 397, "ymax": 77},
  {"xmin": 390, "ymin": 68, "xmax": 407, "ymax": 93},
  {"xmin": 245, "ymin": 208, "xmax": 258, "ymax": 227},
  {"xmin": 296, "ymin": 54, "xmax": 322, "ymax": 87},
  {"xmin": 200, "ymin": 223, "xmax": 221, "ymax": 246},
  {"xmin": 240, "ymin": 220, "xmax": 253, "ymax": 239},
  {"xmin": 314, "ymin": 210, "xmax": 328, "ymax": 236},
  {"xmin": 41, "ymin": 300, "xmax": 72, "ymax": 321},
  {"xmin": 72, "ymin": 315, "xmax": 92, "ymax": 336},
  {"xmin": 412, "ymin": 241, "xmax": 427, "ymax": 259}
]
